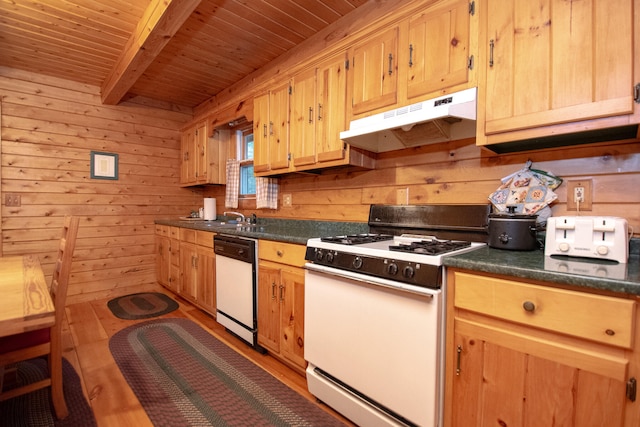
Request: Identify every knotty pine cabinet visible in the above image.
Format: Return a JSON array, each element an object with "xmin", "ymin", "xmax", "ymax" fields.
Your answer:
[
  {"xmin": 155, "ymin": 225, "xmax": 180, "ymax": 292},
  {"xmin": 180, "ymin": 121, "xmax": 229, "ymax": 186},
  {"xmin": 477, "ymin": 0, "xmax": 639, "ymax": 149},
  {"xmin": 253, "ymin": 82, "xmax": 290, "ymax": 175},
  {"xmin": 348, "ymin": 0, "xmax": 475, "ymax": 119},
  {"xmin": 178, "ymin": 229, "xmax": 216, "ymax": 316},
  {"xmin": 444, "ymin": 269, "xmax": 640, "ymax": 427},
  {"xmin": 257, "ymin": 240, "xmax": 307, "ymax": 374}
]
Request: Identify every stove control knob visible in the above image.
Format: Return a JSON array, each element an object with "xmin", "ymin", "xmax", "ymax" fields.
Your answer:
[
  {"xmin": 315, "ymin": 250, "xmax": 324, "ymax": 261},
  {"xmin": 387, "ymin": 263, "xmax": 399, "ymax": 276},
  {"xmin": 325, "ymin": 251, "xmax": 335, "ymax": 263},
  {"xmin": 402, "ymin": 266, "xmax": 415, "ymax": 279},
  {"xmin": 353, "ymin": 256, "xmax": 363, "ymax": 269}
]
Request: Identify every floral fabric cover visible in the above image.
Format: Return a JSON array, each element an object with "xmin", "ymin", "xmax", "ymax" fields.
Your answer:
[{"xmin": 489, "ymin": 166, "xmax": 561, "ymax": 215}]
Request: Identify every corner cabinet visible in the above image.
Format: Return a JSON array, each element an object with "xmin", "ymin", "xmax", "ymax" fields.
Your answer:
[
  {"xmin": 477, "ymin": 0, "xmax": 639, "ymax": 149},
  {"xmin": 178, "ymin": 229, "xmax": 216, "ymax": 316},
  {"xmin": 257, "ymin": 240, "xmax": 307, "ymax": 374},
  {"xmin": 444, "ymin": 269, "xmax": 640, "ymax": 427},
  {"xmin": 180, "ymin": 120, "xmax": 228, "ymax": 186}
]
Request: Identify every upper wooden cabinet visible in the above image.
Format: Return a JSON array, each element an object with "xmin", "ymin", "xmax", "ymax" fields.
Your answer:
[
  {"xmin": 253, "ymin": 82, "xmax": 290, "ymax": 175},
  {"xmin": 349, "ymin": 26, "xmax": 399, "ymax": 116},
  {"xmin": 254, "ymin": 53, "xmax": 375, "ymax": 176},
  {"xmin": 477, "ymin": 0, "xmax": 639, "ymax": 149},
  {"xmin": 180, "ymin": 120, "xmax": 228, "ymax": 186},
  {"xmin": 406, "ymin": 0, "xmax": 472, "ymax": 100}
]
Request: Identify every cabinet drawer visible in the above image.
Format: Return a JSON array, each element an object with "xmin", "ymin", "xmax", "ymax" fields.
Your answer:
[
  {"xmin": 155, "ymin": 224, "xmax": 169, "ymax": 236},
  {"xmin": 195, "ymin": 230, "xmax": 214, "ymax": 248},
  {"xmin": 454, "ymin": 272, "xmax": 635, "ymax": 349},
  {"xmin": 169, "ymin": 226, "xmax": 180, "ymax": 239},
  {"xmin": 180, "ymin": 228, "xmax": 196, "ymax": 244},
  {"xmin": 259, "ymin": 240, "xmax": 306, "ymax": 267}
]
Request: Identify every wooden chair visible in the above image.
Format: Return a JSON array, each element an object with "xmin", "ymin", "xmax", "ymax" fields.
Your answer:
[{"xmin": 0, "ymin": 216, "xmax": 79, "ymax": 420}]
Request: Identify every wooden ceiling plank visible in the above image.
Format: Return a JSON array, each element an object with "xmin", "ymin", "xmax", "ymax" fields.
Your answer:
[{"xmin": 100, "ymin": 0, "xmax": 202, "ymax": 105}]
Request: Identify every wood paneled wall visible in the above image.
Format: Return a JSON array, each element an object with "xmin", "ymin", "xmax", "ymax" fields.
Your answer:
[
  {"xmin": 0, "ymin": 67, "xmax": 204, "ymax": 303},
  {"xmin": 204, "ymin": 138, "xmax": 640, "ymax": 236}
]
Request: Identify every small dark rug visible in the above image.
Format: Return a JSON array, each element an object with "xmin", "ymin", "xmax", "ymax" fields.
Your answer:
[
  {"xmin": 0, "ymin": 357, "xmax": 96, "ymax": 427},
  {"xmin": 109, "ymin": 318, "xmax": 346, "ymax": 426},
  {"xmin": 107, "ymin": 292, "xmax": 178, "ymax": 320}
]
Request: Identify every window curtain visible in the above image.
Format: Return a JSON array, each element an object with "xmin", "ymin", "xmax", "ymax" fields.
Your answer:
[
  {"xmin": 225, "ymin": 159, "xmax": 240, "ymax": 209},
  {"xmin": 256, "ymin": 177, "xmax": 278, "ymax": 210}
]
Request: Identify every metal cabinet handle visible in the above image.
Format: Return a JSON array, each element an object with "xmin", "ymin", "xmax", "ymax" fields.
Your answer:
[
  {"xmin": 263, "ymin": 123, "xmax": 267, "ymax": 138},
  {"xmin": 388, "ymin": 53, "xmax": 394, "ymax": 75},
  {"xmin": 276, "ymin": 250, "xmax": 283, "ymax": 257},
  {"xmin": 269, "ymin": 121, "xmax": 274, "ymax": 135},
  {"xmin": 523, "ymin": 301, "xmax": 536, "ymax": 312},
  {"xmin": 279, "ymin": 284, "xmax": 285, "ymax": 302},
  {"xmin": 456, "ymin": 345, "xmax": 462, "ymax": 375},
  {"xmin": 318, "ymin": 103, "xmax": 323, "ymax": 121},
  {"xmin": 489, "ymin": 39, "xmax": 495, "ymax": 67},
  {"xmin": 308, "ymin": 107, "xmax": 313, "ymax": 124},
  {"xmin": 271, "ymin": 282, "xmax": 276, "ymax": 299},
  {"xmin": 409, "ymin": 44, "xmax": 414, "ymax": 67}
]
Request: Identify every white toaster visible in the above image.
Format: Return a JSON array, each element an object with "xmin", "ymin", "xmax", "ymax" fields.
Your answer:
[{"xmin": 545, "ymin": 216, "xmax": 629, "ymax": 263}]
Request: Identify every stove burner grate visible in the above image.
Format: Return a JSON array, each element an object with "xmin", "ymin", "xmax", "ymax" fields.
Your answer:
[
  {"xmin": 320, "ymin": 233, "xmax": 394, "ymax": 245},
  {"xmin": 389, "ymin": 239, "xmax": 471, "ymax": 256}
]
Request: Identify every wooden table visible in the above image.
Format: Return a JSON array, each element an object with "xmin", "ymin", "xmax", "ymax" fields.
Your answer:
[{"xmin": 0, "ymin": 255, "xmax": 55, "ymax": 338}]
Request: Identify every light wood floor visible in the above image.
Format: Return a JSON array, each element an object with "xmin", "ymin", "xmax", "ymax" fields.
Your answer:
[{"xmin": 61, "ymin": 287, "xmax": 354, "ymax": 426}]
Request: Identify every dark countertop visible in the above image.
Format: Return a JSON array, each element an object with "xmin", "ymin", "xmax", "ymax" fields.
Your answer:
[
  {"xmin": 155, "ymin": 217, "xmax": 368, "ymax": 245},
  {"xmin": 443, "ymin": 241, "xmax": 640, "ymax": 296},
  {"xmin": 157, "ymin": 217, "xmax": 640, "ymax": 296}
]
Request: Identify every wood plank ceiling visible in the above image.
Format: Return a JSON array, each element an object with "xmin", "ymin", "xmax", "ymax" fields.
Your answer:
[{"xmin": 0, "ymin": 0, "xmax": 368, "ymax": 109}]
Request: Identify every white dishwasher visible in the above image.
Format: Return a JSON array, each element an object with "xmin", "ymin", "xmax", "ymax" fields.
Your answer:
[{"xmin": 214, "ymin": 234, "xmax": 264, "ymax": 352}]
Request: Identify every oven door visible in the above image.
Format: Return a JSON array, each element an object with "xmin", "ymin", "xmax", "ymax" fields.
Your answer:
[{"xmin": 304, "ymin": 263, "xmax": 443, "ymax": 427}]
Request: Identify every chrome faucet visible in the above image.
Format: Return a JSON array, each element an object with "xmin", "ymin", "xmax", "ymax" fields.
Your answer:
[{"xmin": 223, "ymin": 211, "xmax": 245, "ymax": 222}]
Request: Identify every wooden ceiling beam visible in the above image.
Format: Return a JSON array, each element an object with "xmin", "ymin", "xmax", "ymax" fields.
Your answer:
[{"xmin": 101, "ymin": 0, "xmax": 201, "ymax": 105}]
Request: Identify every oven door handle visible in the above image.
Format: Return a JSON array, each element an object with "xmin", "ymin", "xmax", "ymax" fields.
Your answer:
[{"xmin": 304, "ymin": 263, "xmax": 437, "ymax": 298}]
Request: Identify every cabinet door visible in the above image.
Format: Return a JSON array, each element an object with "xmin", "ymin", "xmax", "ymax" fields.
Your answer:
[
  {"xmin": 451, "ymin": 333, "xmax": 626, "ymax": 427},
  {"xmin": 257, "ymin": 263, "xmax": 281, "ymax": 353},
  {"xmin": 180, "ymin": 126, "xmax": 196, "ymax": 185},
  {"xmin": 253, "ymin": 93, "xmax": 270, "ymax": 172},
  {"xmin": 268, "ymin": 83, "xmax": 290, "ymax": 171},
  {"xmin": 194, "ymin": 122, "xmax": 208, "ymax": 183},
  {"xmin": 195, "ymin": 245, "xmax": 216, "ymax": 315},
  {"xmin": 350, "ymin": 26, "xmax": 399, "ymax": 115},
  {"xmin": 407, "ymin": 0, "xmax": 470, "ymax": 99},
  {"xmin": 484, "ymin": 0, "xmax": 633, "ymax": 136},
  {"xmin": 280, "ymin": 267, "xmax": 306, "ymax": 369},
  {"xmin": 316, "ymin": 53, "xmax": 348, "ymax": 164},
  {"xmin": 290, "ymin": 69, "xmax": 317, "ymax": 167},
  {"xmin": 179, "ymin": 242, "xmax": 198, "ymax": 303},
  {"xmin": 155, "ymin": 234, "xmax": 170, "ymax": 287}
]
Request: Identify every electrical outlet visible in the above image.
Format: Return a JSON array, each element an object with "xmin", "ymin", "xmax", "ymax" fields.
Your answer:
[
  {"xmin": 282, "ymin": 193, "xmax": 292, "ymax": 207},
  {"xmin": 567, "ymin": 179, "xmax": 592, "ymax": 211},
  {"xmin": 5, "ymin": 193, "xmax": 21, "ymax": 207},
  {"xmin": 396, "ymin": 188, "xmax": 409, "ymax": 205}
]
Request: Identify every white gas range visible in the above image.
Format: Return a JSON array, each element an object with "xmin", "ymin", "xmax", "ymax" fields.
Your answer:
[{"xmin": 304, "ymin": 205, "xmax": 489, "ymax": 427}]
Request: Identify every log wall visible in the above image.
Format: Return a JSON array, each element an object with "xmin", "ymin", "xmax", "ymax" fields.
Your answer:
[{"xmin": 0, "ymin": 66, "xmax": 204, "ymax": 303}]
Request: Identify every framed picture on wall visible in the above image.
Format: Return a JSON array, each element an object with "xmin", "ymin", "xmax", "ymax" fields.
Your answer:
[{"xmin": 90, "ymin": 151, "xmax": 119, "ymax": 180}]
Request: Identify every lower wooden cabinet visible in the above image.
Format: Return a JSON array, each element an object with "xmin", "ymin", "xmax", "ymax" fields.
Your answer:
[
  {"xmin": 179, "ymin": 229, "xmax": 216, "ymax": 315},
  {"xmin": 155, "ymin": 225, "xmax": 180, "ymax": 292},
  {"xmin": 257, "ymin": 240, "xmax": 307, "ymax": 374},
  {"xmin": 444, "ymin": 269, "xmax": 639, "ymax": 427}
]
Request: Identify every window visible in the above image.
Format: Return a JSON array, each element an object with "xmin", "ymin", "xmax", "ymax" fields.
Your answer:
[{"xmin": 236, "ymin": 125, "xmax": 255, "ymax": 196}]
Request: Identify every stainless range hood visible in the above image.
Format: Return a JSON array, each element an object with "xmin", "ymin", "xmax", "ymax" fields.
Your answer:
[{"xmin": 340, "ymin": 87, "xmax": 477, "ymax": 153}]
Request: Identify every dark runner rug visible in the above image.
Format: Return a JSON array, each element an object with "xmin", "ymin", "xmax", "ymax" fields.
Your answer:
[
  {"xmin": 0, "ymin": 357, "xmax": 96, "ymax": 427},
  {"xmin": 107, "ymin": 292, "xmax": 178, "ymax": 320},
  {"xmin": 109, "ymin": 318, "xmax": 346, "ymax": 426}
]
